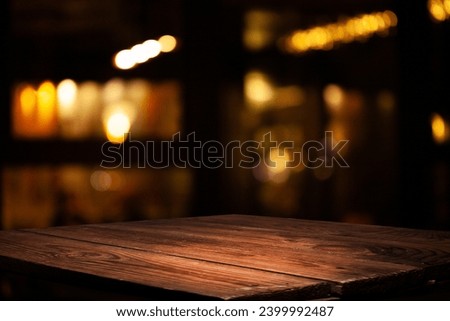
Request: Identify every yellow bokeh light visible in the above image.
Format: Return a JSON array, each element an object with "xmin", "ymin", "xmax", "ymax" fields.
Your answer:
[
  {"xmin": 37, "ymin": 81, "xmax": 56, "ymax": 125},
  {"xmin": 131, "ymin": 44, "xmax": 150, "ymax": 64},
  {"xmin": 285, "ymin": 11, "xmax": 397, "ymax": 54},
  {"xmin": 428, "ymin": 0, "xmax": 450, "ymax": 21},
  {"xmin": 104, "ymin": 112, "xmax": 131, "ymax": 144},
  {"xmin": 431, "ymin": 113, "xmax": 448, "ymax": 144},
  {"xmin": 244, "ymin": 10, "xmax": 278, "ymax": 51},
  {"xmin": 90, "ymin": 170, "xmax": 113, "ymax": 192},
  {"xmin": 445, "ymin": 0, "xmax": 450, "ymax": 14},
  {"xmin": 158, "ymin": 35, "xmax": 177, "ymax": 52},
  {"xmin": 57, "ymin": 79, "xmax": 77, "ymax": 119},
  {"xmin": 382, "ymin": 10, "xmax": 398, "ymax": 27},
  {"xmin": 267, "ymin": 148, "xmax": 291, "ymax": 174},
  {"xmin": 142, "ymin": 40, "xmax": 161, "ymax": 59},
  {"xmin": 103, "ymin": 78, "xmax": 125, "ymax": 105},
  {"xmin": 19, "ymin": 85, "xmax": 36, "ymax": 118},
  {"xmin": 244, "ymin": 71, "xmax": 275, "ymax": 107},
  {"xmin": 323, "ymin": 84, "xmax": 345, "ymax": 112},
  {"xmin": 114, "ymin": 49, "xmax": 136, "ymax": 70}
]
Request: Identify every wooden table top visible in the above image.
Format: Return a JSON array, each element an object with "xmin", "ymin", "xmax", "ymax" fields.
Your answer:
[{"xmin": 0, "ymin": 214, "xmax": 450, "ymax": 300}]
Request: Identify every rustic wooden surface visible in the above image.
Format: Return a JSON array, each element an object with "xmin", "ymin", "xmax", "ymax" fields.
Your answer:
[{"xmin": 0, "ymin": 214, "xmax": 449, "ymax": 299}]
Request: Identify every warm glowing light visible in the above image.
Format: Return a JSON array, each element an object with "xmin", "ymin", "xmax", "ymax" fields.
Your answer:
[
  {"xmin": 243, "ymin": 10, "xmax": 278, "ymax": 51},
  {"xmin": 323, "ymin": 84, "xmax": 344, "ymax": 113},
  {"xmin": 37, "ymin": 81, "xmax": 56, "ymax": 125},
  {"xmin": 285, "ymin": 10, "xmax": 398, "ymax": 54},
  {"xmin": 431, "ymin": 113, "xmax": 449, "ymax": 144},
  {"xmin": 57, "ymin": 79, "xmax": 77, "ymax": 119},
  {"xmin": 267, "ymin": 148, "xmax": 291, "ymax": 174},
  {"xmin": 445, "ymin": 0, "xmax": 450, "ymax": 14},
  {"xmin": 103, "ymin": 78, "xmax": 125, "ymax": 105},
  {"xmin": 126, "ymin": 79, "xmax": 151, "ymax": 107},
  {"xmin": 19, "ymin": 85, "xmax": 36, "ymax": 118},
  {"xmin": 78, "ymin": 81, "xmax": 101, "ymax": 111},
  {"xmin": 428, "ymin": 0, "xmax": 450, "ymax": 21},
  {"xmin": 158, "ymin": 35, "xmax": 177, "ymax": 52},
  {"xmin": 275, "ymin": 86, "xmax": 305, "ymax": 108},
  {"xmin": 114, "ymin": 35, "xmax": 173, "ymax": 69},
  {"xmin": 90, "ymin": 170, "xmax": 112, "ymax": 192},
  {"xmin": 244, "ymin": 71, "xmax": 274, "ymax": 107},
  {"xmin": 105, "ymin": 112, "xmax": 131, "ymax": 143},
  {"xmin": 131, "ymin": 44, "xmax": 150, "ymax": 63},
  {"xmin": 114, "ymin": 49, "xmax": 136, "ymax": 70},
  {"xmin": 142, "ymin": 40, "xmax": 162, "ymax": 58}
]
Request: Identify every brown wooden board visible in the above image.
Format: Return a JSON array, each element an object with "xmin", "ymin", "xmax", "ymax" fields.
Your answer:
[
  {"xmin": 0, "ymin": 230, "xmax": 328, "ymax": 300},
  {"xmin": 1, "ymin": 215, "xmax": 450, "ymax": 299}
]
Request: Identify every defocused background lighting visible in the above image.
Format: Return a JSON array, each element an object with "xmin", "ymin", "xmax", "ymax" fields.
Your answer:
[
  {"xmin": 158, "ymin": 35, "xmax": 177, "ymax": 52},
  {"xmin": 104, "ymin": 112, "xmax": 131, "ymax": 144},
  {"xmin": 37, "ymin": 81, "xmax": 56, "ymax": 124},
  {"xmin": 244, "ymin": 71, "xmax": 275, "ymax": 108},
  {"xmin": 102, "ymin": 78, "xmax": 126, "ymax": 105},
  {"xmin": 243, "ymin": 10, "xmax": 278, "ymax": 51},
  {"xmin": 36, "ymin": 81, "xmax": 57, "ymax": 136},
  {"xmin": 90, "ymin": 170, "xmax": 113, "ymax": 192},
  {"xmin": 57, "ymin": 79, "xmax": 78, "ymax": 120},
  {"xmin": 323, "ymin": 84, "xmax": 345, "ymax": 113},
  {"xmin": 19, "ymin": 85, "xmax": 36, "ymax": 119},
  {"xmin": 267, "ymin": 148, "xmax": 291, "ymax": 175},
  {"xmin": 114, "ymin": 49, "xmax": 136, "ymax": 70},
  {"xmin": 284, "ymin": 11, "xmax": 398, "ymax": 54},
  {"xmin": 142, "ymin": 40, "xmax": 162, "ymax": 58},
  {"xmin": 428, "ymin": 0, "xmax": 450, "ymax": 22},
  {"xmin": 131, "ymin": 44, "xmax": 151, "ymax": 64},
  {"xmin": 431, "ymin": 113, "xmax": 449, "ymax": 144},
  {"xmin": 113, "ymin": 35, "xmax": 175, "ymax": 70}
]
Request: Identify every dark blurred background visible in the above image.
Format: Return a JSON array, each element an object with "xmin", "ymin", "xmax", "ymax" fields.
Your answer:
[{"xmin": 1, "ymin": 0, "xmax": 449, "ymax": 230}]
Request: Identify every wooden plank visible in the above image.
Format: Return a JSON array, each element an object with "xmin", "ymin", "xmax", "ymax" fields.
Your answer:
[
  {"xmin": 4, "ymin": 214, "xmax": 450, "ymax": 298},
  {"xmin": 0, "ymin": 230, "xmax": 328, "ymax": 300},
  {"xmin": 115, "ymin": 215, "xmax": 450, "ymax": 268},
  {"xmin": 198, "ymin": 215, "xmax": 450, "ymax": 243},
  {"xmin": 29, "ymin": 219, "xmax": 429, "ymax": 296}
]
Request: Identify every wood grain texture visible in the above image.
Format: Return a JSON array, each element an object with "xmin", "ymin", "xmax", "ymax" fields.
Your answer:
[
  {"xmin": 1, "ymin": 214, "xmax": 450, "ymax": 299},
  {"xmin": 0, "ymin": 230, "xmax": 327, "ymax": 300}
]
